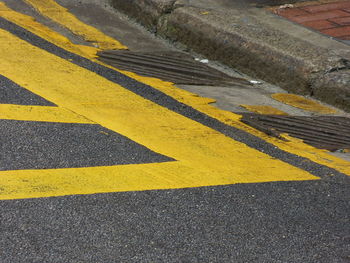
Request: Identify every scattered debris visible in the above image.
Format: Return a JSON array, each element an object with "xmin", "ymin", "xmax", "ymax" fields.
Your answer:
[
  {"xmin": 274, "ymin": 4, "xmax": 294, "ymax": 14},
  {"xmin": 195, "ymin": 58, "xmax": 209, "ymax": 64},
  {"xmin": 249, "ymin": 80, "xmax": 262, "ymax": 84},
  {"xmin": 279, "ymin": 4, "xmax": 294, "ymax": 9}
]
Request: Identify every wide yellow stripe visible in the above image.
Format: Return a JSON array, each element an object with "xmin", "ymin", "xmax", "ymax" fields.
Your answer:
[
  {"xmin": 0, "ymin": 104, "xmax": 94, "ymax": 123},
  {"xmin": 0, "ymin": 2, "xmax": 98, "ymax": 58},
  {"xmin": 2, "ymin": 1, "xmax": 347, "ymax": 177},
  {"xmin": 120, "ymin": 69, "xmax": 350, "ymax": 177},
  {"xmin": 23, "ymin": 0, "xmax": 127, "ymax": 50},
  {"xmin": 0, "ymin": 161, "xmax": 307, "ymax": 200},
  {"xmin": 0, "ymin": 29, "xmax": 317, "ymax": 199}
]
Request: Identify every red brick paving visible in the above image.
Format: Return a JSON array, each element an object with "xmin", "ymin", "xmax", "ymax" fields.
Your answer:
[
  {"xmin": 329, "ymin": 16, "xmax": 350, "ymax": 25},
  {"xmin": 275, "ymin": 0, "xmax": 350, "ymax": 41},
  {"xmin": 302, "ymin": 19, "xmax": 338, "ymax": 29},
  {"xmin": 301, "ymin": 1, "xmax": 350, "ymax": 13},
  {"xmin": 289, "ymin": 10, "xmax": 349, "ymax": 23},
  {"xmin": 321, "ymin": 25, "xmax": 350, "ymax": 36},
  {"xmin": 276, "ymin": 8, "xmax": 309, "ymax": 18}
]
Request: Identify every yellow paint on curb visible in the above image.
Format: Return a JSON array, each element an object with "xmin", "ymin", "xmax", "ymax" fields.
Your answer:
[
  {"xmin": 271, "ymin": 93, "xmax": 337, "ymax": 114},
  {"xmin": 0, "ymin": 2, "xmax": 99, "ymax": 58},
  {"xmin": 2, "ymin": 0, "xmax": 348, "ymax": 178},
  {"xmin": 0, "ymin": 29, "xmax": 318, "ymax": 200},
  {"xmin": 0, "ymin": 104, "xmax": 94, "ymax": 123},
  {"xmin": 241, "ymin": 105, "xmax": 288, "ymax": 115},
  {"xmin": 117, "ymin": 68, "xmax": 350, "ymax": 176},
  {"xmin": 23, "ymin": 0, "xmax": 127, "ymax": 50}
]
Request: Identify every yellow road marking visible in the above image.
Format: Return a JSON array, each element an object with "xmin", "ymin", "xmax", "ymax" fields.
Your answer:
[
  {"xmin": 0, "ymin": 104, "xmax": 94, "ymax": 123},
  {"xmin": 2, "ymin": 0, "xmax": 348, "ymax": 176},
  {"xmin": 0, "ymin": 2, "xmax": 98, "ymax": 58},
  {"xmin": 241, "ymin": 105, "xmax": 288, "ymax": 115},
  {"xmin": 121, "ymin": 71, "xmax": 350, "ymax": 176},
  {"xmin": 23, "ymin": 0, "xmax": 127, "ymax": 50},
  {"xmin": 271, "ymin": 93, "xmax": 337, "ymax": 114},
  {"xmin": 0, "ymin": 161, "xmax": 306, "ymax": 200},
  {"xmin": 0, "ymin": 29, "xmax": 317, "ymax": 199}
]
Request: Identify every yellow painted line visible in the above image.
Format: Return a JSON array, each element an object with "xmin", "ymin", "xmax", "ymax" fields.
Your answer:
[
  {"xmin": 271, "ymin": 93, "xmax": 337, "ymax": 114},
  {"xmin": 23, "ymin": 0, "xmax": 127, "ymax": 50},
  {"xmin": 0, "ymin": 161, "xmax": 306, "ymax": 200},
  {"xmin": 118, "ymin": 67, "xmax": 350, "ymax": 176},
  {"xmin": 0, "ymin": 29, "xmax": 318, "ymax": 200},
  {"xmin": 0, "ymin": 2, "xmax": 98, "ymax": 58},
  {"xmin": 2, "ymin": 0, "xmax": 348, "ymax": 177},
  {"xmin": 0, "ymin": 104, "xmax": 94, "ymax": 123},
  {"xmin": 241, "ymin": 105, "xmax": 288, "ymax": 115}
]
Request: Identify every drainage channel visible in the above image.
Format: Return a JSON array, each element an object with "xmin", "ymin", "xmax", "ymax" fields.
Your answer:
[
  {"xmin": 240, "ymin": 113, "xmax": 350, "ymax": 151},
  {"xmin": 98, "ymin": 50, "xmax": 251, "ymax": 86},
  {"xmin": 98, "ymin": 50, "xmax": 350, "ymax": 152}
]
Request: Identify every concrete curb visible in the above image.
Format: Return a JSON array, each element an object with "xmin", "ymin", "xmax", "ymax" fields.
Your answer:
[{"xmin": 109, "ymin": 0, "xmax": 350, "ymax": 112}]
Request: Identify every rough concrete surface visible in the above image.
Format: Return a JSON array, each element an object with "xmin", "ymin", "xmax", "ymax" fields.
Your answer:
[
  {"xmin": 313, "ymin": 69, "xmax": 350, "ymax": 109},
  {"xmin": 110, "ymin": 0, "xmax": 176, "ymax": 30},
  {"xmin": 109, "ymin": 0, "xmax": 350, "ymax": 112},
  {"xmin": 54, "ymin": 0, "xmax": 175, "ymax": 52}
]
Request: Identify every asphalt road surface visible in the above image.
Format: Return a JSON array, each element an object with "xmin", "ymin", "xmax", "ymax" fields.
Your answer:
[{"xmin": 0, "ymin": 0, "xmax": 349, "ymax": 262}]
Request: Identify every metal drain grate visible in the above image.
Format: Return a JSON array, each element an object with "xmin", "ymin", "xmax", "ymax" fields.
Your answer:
[
  {"xmin": 240, "ymin": 113, "xmax": 350, "ymax": 151},
  {"xmin": 98, "ymin": 50, "xmax": 251, "ymax": 86}
]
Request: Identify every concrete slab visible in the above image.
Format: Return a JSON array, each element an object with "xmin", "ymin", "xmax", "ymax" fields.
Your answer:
[{"xmin": 110, "ymin": 0, "xmax": 350, "ymax": 112}]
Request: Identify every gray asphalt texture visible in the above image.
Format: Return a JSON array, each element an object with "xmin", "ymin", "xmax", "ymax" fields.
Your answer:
[
  {"xmin": 0, "ymin": 12, "xmax": 349, "ymax": 263},
  {"xmin": 0, "ymin": 74, "xmax": 55, "ymax": 106},
  {"xmin": 0, "ymin": 181, "xmax": 349, "ymax": 263},
  {"xmin": 0, "ymin": 120, "xmax": 173, "ymax": 170},
  {"xmin": 0, "ymin": 17, "xmax": 347, "ymax": 180}
]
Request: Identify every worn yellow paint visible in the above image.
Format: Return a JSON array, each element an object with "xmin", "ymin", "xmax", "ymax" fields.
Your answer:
[
  {"xmin": 271, "ymin": 93, "xmax": 337, "ymax": 114},
  {"xmin": 2, "ymin": 0, "xmax": 348, "ymax": 177},
  {"xmin": 0, "ymin": 161, "xmax": 308, "ymax": 200},
  {"xmin": 118, "ymin": 65, "xmax": 350, "ymax": 176},
  {"xmin": 241, "ymin": 105, "xmax": 288, "ymax": 115},
  {"xmin": 23, "ymin": 0, "xmax": 127, "ymax": 50},
  {"xmin": 0, "ymin": 29, "xmax": 318, "ymax": 200},
  {"xmin": 0, "ymin": 104, "xmax": 94, "ymax": 123},
  {"xmin": 0, "ymin": 2, "xmax": 98, "ymax": 58}
]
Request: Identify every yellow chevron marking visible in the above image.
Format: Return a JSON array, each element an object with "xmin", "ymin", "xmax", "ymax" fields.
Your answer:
[{"xmin": 0, "ymin": 29, "xmax": 318, "ymax": 200}]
